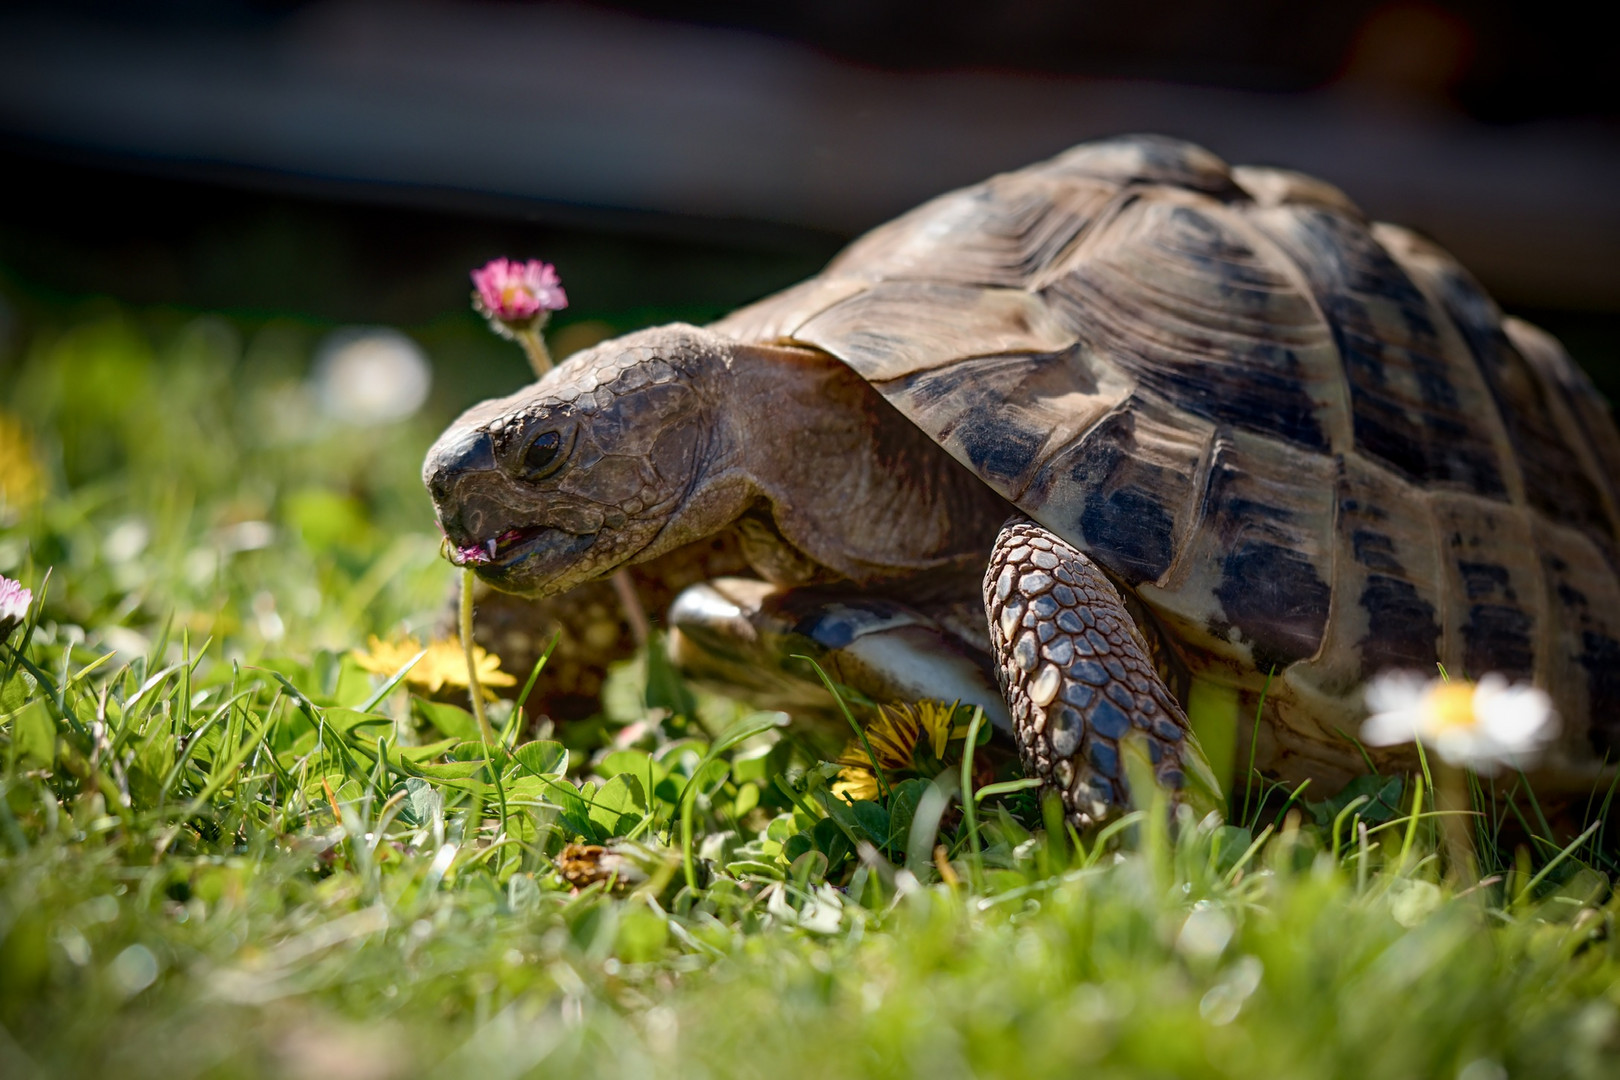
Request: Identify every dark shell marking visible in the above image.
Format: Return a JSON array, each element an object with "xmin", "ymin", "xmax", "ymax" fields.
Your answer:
[
  {"xmin": 985, "ymin": 517, "xmax": 1192, "ymax": 823},
  {"xmin": 714, "ymin": 133, "xmax": 1620, "ymax": 770}
]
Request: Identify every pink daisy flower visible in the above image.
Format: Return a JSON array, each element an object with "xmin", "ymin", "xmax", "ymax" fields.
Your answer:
[{"xmin": 471, "ymin": 258, "xmax": 568, "ymax": 324}]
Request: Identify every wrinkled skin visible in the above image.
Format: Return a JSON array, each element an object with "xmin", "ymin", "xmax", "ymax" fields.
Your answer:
[{"xmin": 427, "ymin": 331, "xmax": 709, "ymax": 597}]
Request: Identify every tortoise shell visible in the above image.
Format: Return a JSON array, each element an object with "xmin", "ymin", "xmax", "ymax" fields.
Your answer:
[{"xmin": 711, "ymin": 134, "xmax": 1620, "ymax": 781}]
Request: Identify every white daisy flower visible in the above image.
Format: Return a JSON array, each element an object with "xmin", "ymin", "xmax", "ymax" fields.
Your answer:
[
  {"xmin": 0, "ymin": 573, "xmax": 32, "ymax": 639},
  {"xmin": 1361, "ymin": 671, "xmax": 1558, "ymax": 775}
]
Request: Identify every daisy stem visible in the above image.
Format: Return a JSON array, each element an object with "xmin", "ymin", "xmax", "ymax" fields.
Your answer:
[
  {"xmin": 460, "ymin": 567, "xmax": 496, "ymax": 744},
  {"xmin": 515, "ymin": 325, "xmax": 554, "ymax": 378},
  {"xmin": 1437, "ymin": 761, "xmax": 1478, "ymax": 885}
]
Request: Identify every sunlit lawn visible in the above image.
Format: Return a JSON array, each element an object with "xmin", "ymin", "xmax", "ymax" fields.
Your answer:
[{"xmin": 2, "ymin": 301, "xmax": 1618, "ymax": 1079}]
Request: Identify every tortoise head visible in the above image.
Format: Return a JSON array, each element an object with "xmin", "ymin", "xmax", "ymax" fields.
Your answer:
[{"xmin": 423, "ymin": 325, "xmax": 728, "ymax": 597}]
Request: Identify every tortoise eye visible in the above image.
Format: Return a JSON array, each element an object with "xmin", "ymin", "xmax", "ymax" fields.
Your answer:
[{"xmin": 520, "ymin": 430, "xmax": 564, "ymax": 479}]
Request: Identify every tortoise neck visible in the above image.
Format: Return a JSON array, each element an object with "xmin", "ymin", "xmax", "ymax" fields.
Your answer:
[{"xmin": 702, "ymin": 340, "xmax": 1010, "ymax": 585}]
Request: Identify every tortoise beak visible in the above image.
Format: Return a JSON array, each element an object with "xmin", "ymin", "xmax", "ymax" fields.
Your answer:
[
  {"xmin": 426, "ymin": 428, "xmax": 496, "ymax": 492},
  {"xmin": 424, "ymin": 427, "xmax": 499, "ymax": 541}
]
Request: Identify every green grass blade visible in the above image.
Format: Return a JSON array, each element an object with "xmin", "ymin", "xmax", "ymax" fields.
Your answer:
[
  {"xmin": 357, "ymin": 649, "xmax": 427, "ymax": 713},
  {"xmin": 959, "ymin": 706, "xmax": 986, "ymax": 887},
  {"xmin": 1240, "ymin": 663, "xmax": 1275, "ymax": 826},
  {"xmin": 792, "ymin": 653, "xmax": 887, "ymax": 800},
  {"xmin": 679, "ymin": 712, "xmax": 788, "ymax": 890},
  {"xmin": 514, "ymin": 631, "xmax": 561, "ymax": 717},
  {"xmin": 974, "ymin": 777, "xmax": 1043, "ymax": 802}
]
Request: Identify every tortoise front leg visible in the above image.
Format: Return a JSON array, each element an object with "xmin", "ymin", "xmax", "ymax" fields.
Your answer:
[{"xmin": 984, "ymin": 515, "xmax": 1221, "ymax": 825}]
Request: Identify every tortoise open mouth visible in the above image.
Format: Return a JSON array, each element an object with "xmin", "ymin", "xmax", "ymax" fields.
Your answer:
[
  {"xmin": 441, "ymin": 525, "xmax": 549, "ymax": 569},
  {"xmin": 438, "ymin": 521, "xmax": 602, "ymax": 596}
]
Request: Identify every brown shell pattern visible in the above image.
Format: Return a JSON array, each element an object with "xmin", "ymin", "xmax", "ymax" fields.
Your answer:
[{"xmin": 710, "ymin": 135, "xmax": 1620, "ymax": 767}]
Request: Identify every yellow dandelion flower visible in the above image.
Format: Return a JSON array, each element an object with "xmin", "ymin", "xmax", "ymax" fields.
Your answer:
[
  {"xmin": 839, "ymin": 706, "xmax": 921, "ymax": 774},
  {"xmin": 352, "ymin": 635, "xmax": 516, "ymax": 699},
  {"xmin": 831, "ymin": 766, "xmax": 881, "ymax": 803},
  {"xmin": 833, "ymin": 700, "xmax": 968, "ymax": 800},
  {"xmin": 0, "ymin": 413, "xmax": 45, "ymax": 520},
  {"xmin": 351, "ymin": 636, "xmax": 423, "ymax": 679},
  {"xmin": 914, "ymin": 700, "xmax": 963, "ymax": 759}
]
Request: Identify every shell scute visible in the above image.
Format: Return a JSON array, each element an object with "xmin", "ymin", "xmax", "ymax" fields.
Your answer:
[
  {"xmin": 1231, "ymin": 165, "xmax": 1364, "ymax": 219},
  {"xmin": 1534, "ymin": 521, "xmax": 1620, "ymax": 754},
  {"xmin": 1249, "ymin": 206, "xmax": 1509, "ymax": 495},
  {"xmin": 1037, "ymin": 134, "xmax": 1241, "ymax": 198},
  {"xmin": 710, "ymin": 276, "xmax": 867, "ymax": 345},
  {"xmin": 1503, "ymin": 317, "xmax": 1620, "ymax": 558},
  {"xmin": 1024, "ymin": 394, "xmax": 1211, "ymax": 588},
  {"xmin": 791, "ymin": 281, "xmax": 1074, "ymax": 383},
  {"xmin": 1337, "ymin": 459, "xmax": 1445, "ymax": 682},
  {"xmin": 1040, "ymin": 195, "xmax": 1342, "ymax": 452},
  {"xmin": 823, "ymin": 173, "xmax": 1119, "ymax": 289},
  {"xmin": 1379, "ymin": 223, "xmax": 1616, "ymax": 544},
  {"xmin": 874, "ymin": 345, "xmax": 1128, "ymax": 502},
  {"xmin": 1430, "ymin": 493, "xmax": 1542, "ymax": 682},
  {"xmin": 1146, "ymin": 429, "xmax": 1336, "ymax": 673}
]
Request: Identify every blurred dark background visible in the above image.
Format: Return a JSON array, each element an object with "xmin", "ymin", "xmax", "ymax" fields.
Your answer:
[{"xmin": 1, "ymin": 0, "xmax": 1617, "ymax": 396}]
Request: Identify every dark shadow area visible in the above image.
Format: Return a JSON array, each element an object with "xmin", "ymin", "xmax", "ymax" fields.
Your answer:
[{"xmin": 2, "ymin": 0, "xmax": 1616, "ymax": 394}]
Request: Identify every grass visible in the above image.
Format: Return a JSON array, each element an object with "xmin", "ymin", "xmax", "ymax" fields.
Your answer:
[{"xmin": 2, "ymin": 301, "xmax": 1619, "ymax": 1079}]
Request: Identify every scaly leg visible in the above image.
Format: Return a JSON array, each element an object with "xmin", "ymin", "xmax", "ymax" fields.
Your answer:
[{"xmin": 984, "ymin": 516, "xmax": 1220, "ymax": 824}]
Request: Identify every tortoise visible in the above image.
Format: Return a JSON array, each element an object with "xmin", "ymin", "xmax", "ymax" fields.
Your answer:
[{"xmin": 424, "ymin": 134, "xmax": 1620, "ymax": 822}]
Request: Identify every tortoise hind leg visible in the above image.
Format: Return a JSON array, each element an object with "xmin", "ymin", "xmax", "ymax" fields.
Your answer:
[{"xmin": 984, "ymin": 515, "xmax": 1221, "ymax": 825}]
